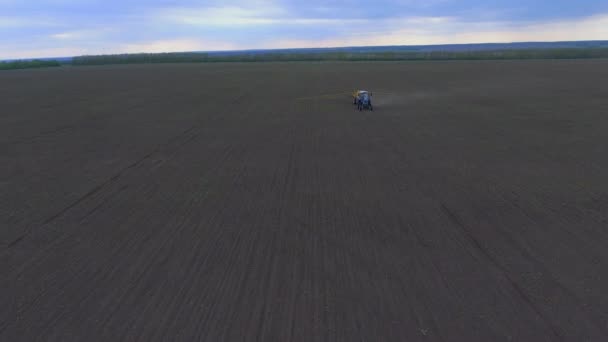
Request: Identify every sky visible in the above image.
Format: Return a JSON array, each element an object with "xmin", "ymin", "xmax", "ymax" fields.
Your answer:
[{"xmin": 1, "ymin": 0, "xmax": 608, "ymax": 59}]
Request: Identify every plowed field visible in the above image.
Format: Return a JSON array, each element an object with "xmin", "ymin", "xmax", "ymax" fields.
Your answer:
[{"xmin": 2, "ymin": 60, "xmax": 608, "ymax": 341}]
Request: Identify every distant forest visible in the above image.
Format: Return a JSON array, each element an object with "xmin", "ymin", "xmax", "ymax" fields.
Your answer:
[
  {"xmin": 3, "ymin": 46, "xmax": 608, "ymax": 70},
  {"xmin": 70, "ymin": 48, "xmax": 608, "ymax": 65},
  {"xmin": 0, "ymin": 60, "xmax": 61, "ymax": 70}
]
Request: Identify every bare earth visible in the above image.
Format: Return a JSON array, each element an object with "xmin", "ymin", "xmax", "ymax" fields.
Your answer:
[{"xmin": 1, "ymin": 60, "xmax": 608, "ymax": 341}]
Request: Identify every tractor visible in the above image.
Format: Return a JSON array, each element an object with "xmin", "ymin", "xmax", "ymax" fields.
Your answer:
[{"xmin": 353, "ymin": 90, "xmax": 373, "ymax": 111}]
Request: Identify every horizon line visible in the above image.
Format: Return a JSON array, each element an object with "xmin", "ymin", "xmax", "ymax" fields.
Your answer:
[{"xmin": 3, "ymin": 39, "xmax": 608, "ymax": 62}]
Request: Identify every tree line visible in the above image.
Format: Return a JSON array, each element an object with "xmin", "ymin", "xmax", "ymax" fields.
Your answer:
[
  {"xmin": 0, "ymin": 60, "xmax": 61, "ymax": 70},
  {"xmin": 72, "ymin": 52, "xmax": 210, "ymax": 65},
  {"xmin": 3, "ymin": 48, "xmax": 608, "ymax": 70},
  {"xmin": 71, "ymin": 48, "xmax": 608, "ymax": 65}
]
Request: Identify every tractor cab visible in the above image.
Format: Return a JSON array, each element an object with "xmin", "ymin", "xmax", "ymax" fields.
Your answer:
[
  {"xmin": 360, "ymin": 91, "xmax": 370, "ymax": 102},
  {"xmin": 353, "ymin": 90, "xmax": 369, "ymax": 104},
  {"xmin": 353, "ymin": 90, "xmax": 373, "ymax": 111}
]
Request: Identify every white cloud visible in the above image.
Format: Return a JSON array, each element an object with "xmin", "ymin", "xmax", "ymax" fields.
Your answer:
[
  {"xmin": 495, "ymin": 14, "xmax": 608, "ymax": 42},
  {"xmin": 160, "ymin": 6, "xmax": 282, "ymax": 26},
  {"xmin": 0, "ymin": 46, "xmax": 85, "ymax": 59},
  {"xmin": 3, "ymin": 10, "xmax": 608, "ymax": 59},
  {"xmin": 0, "ymin": 17, "xmax": 23, "ymax": 27},
  {"xmin": 50, "ymin": 32, "xmax": 75, "ymax": 40},
  {"xmin": 49, "ymin": 28, "xmax": 114, "ymax": 41},
  {"xmin": 0, "ymin": 38, "xmax": 240, "ymax": 59},
  {"xmin": 117, "ymin": 38, "xmax": 240, "ymax": 53},
  {"xmin": 155, "ymin": 4, "xmax": 368, "ymax": 27},
  {"xmin": 265, "ymin": 13, "xmax": 608, "ymax": 48},
  {"xmin": 0, "ymin": 16, "xmax": 56, "ymax": 28}
]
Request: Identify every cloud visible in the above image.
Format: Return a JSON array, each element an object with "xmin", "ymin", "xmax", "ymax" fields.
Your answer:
[
  {"xmin": 0, "ymin": 17, "xmax": 25, "ymax": 27},
  {"xmin": 158, "ymin": 6, "xmax": 282, "ymax": 26},
  {"xmin": 0, "ymin": 38, "xmax": 240, "ymax": 59},
  {"xmin": 265, "ymin": 13, "xmax": 608, "ymax": 48},
  {"xmin": 2, "ymin": 0, "xmax": 608, "ymax": 59},
  {"xmin": 50, "ymin": 28, "xmax": 114, "ymax": 40},
  {"xmin": 0, "ymin": 46, "xmax": 89, "ymax": 59},
  {"xmin": 154, "ymin": 3, "xmax": 369, "ymax": 27},
  {"xmin": 117, "ymin": 38, "xmax": 240, "ymax": 53},
  {"xmin": 0, "ymin": 15, "xmax": 56, "ymax": 28},
  {"xmin": 507, "ymin": 13, "xmax": 608, "ymax": 42}
]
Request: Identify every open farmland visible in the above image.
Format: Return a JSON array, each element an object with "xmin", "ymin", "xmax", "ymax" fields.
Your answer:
[{"xmin": 2, "ymin": 60, "xmax": 608, "ymax": 341}]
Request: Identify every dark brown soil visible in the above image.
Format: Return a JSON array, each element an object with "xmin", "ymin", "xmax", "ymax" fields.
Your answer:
[{"xmin": 2, "ymin": 60, "xmax": 608, "ymax": 341}]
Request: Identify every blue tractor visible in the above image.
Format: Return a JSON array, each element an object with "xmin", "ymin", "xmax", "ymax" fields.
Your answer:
[{"xmin": 353, "ymin": 90, "xmax": 373, "ymax": 111}]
